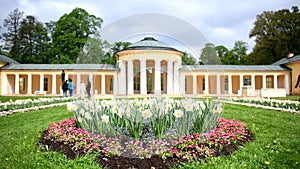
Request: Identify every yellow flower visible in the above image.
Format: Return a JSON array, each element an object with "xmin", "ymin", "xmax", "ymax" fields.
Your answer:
[
  {"xmin": 264, "ymin": 161, "xmax": 270, "ymax": 165},
  {"xmin": 142, "ymin": 109, "xmax": 152, "ymax": 119},
  {"xmin": 173, "ymin": 110, "xmax": 183, "ymax": 118}
]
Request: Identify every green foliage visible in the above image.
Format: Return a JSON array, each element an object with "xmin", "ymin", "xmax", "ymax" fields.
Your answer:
[
  {"xmin": 199, "ymin": 43, "xmax": 221, "ymax": 65},
  {"xmin": 18, "ymin": 15, "xmax": 50, "ymax": 63},
  {"xmin": 216, "ymin": 41, "xmax": 248, "ymax": 65},
  {"xmin": 247, "ymin": 6, "xmax": 300, "ymax": 64},
  {"xmin": 182, "ymin": 52, "xmax": 197, "ymax": 65},
  {"xmin": 1, "ymin": 8, "xmax": 24, "ymax": 60},
  {"xmin": 102, "ymin": 41, "xmax": 131, "ymax": 65},
  {"xmin": 52, "ymin": 8, "xmax": 103, "ymax": 64}
]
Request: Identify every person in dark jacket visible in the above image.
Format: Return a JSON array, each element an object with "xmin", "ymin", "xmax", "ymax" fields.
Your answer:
[
  {"xmin": 62, "ymin": 80, "xmax": 68, "ymax": 98},
  {"xmin": 295, "ymin": 74, "xmax": 300, "ymax": 102},
  {"xmin": 61, "ymin": 70, "xmax": 65, "ymax": 83},
  {"xmin": 86, "ymin": 78, "xmax": 91, "ymax": 98}
]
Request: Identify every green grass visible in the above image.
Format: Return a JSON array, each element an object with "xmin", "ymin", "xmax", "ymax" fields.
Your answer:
[
  {"xmin": 271, "ymin": 95, "xmax": 300, "ymax": 101},
  {"xmin": 0, "ymin": 104, "xmax": 300, "ymax": 169}
]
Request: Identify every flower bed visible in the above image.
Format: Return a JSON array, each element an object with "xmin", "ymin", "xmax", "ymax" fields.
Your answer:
[
  {"xmin": 39, "ymin": 117, "xmax": 254, "ymax": 169},
  {"xmin": 0, "ymin": 97, "xmax": 73, "ymax": 117},
  {"xmin": 221, "ymin": 97, "xmax": 300, "ymax": 114}
]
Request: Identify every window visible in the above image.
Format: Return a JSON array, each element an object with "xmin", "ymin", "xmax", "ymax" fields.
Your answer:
[
  {"xmin": 134, "ymin": 77, "xmax": 140, "ymax": 91},
  {"xmin": 185, "ymin": 78, "xmax": 187, "ymax": 92},
  {"xmin": 19, "ymin": 78, "xmax": 26, "ymax": 92},
  {"xmin": 202, "ymin": 78, "xmax": 205, "ymax": 91},
  {"xmin": 110, "ymin": 78, "xmax": 113, "ymax": 92},
  {"xmin": 244, "ymin": 77, "xmax": 251, "ymax": 86},
  {"xmin": 224, "ymin": 78, "xmax": 228, "ymax": 91},
  {"xmin": 43, "ymin": 78, "xmax": 48, "ymax": 91},
  {"xmin": 266, "ymin": 77, "xmax": 272, "ymax": 88}
]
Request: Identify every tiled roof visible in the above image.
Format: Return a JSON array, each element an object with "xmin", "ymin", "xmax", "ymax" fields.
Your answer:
[
  {"xmin": 272, "ymin": 55, "xmax": 300, "ymax": 65},
  {"xmin": 119, "ymin": 37, "xmax": 183, "ymax": 53},
  {"xmin": 1, "ymin": 64, "xmax": 119, "ymax": 71},
  {"xmin": 0, "ymin": 55, "xmax": 19, "ymax": 64},
  {"xmin": 181, "ymin": 65, "xmax": 289, "ymax": 71}
]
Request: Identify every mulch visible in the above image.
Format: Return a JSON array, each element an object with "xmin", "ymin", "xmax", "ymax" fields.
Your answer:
[{"xmin": 38, "ymin": 129, "xmax": 254, "ymax": 169}]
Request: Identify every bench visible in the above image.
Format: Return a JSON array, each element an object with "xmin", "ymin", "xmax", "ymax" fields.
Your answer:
[{"xmin": 34, "ymin": 91, "xmax": 46, "ymax": 95}]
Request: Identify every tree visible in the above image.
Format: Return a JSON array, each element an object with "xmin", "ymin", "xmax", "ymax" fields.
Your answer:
[
  {"xmin": 199, "ymin": 43, "xmax": 221, "ymax": 65},
  {"xmin": 77, "ymin": 34, "xmax": 108, "ymax": 64},
  {"xmin": 248, "ymin": 6, "xmax": 300, "ymax": 64},
  {"xmin": 182, "ymin": 52, "xmax": 197, "ymax": 65},
  {"xmin": 1, "ymin": 8, "xmax": 24, "ymax": 59},
  {"xmin": 18, "ymin": 15, "xmax": 50, "ymax": 63},
  {"xmin": 102, "ymin": 41, "xmax": 131, "ymax": 65},
  {"xmin": 52, "ymin": 8, "xmax": 103, "ymax": 63}
]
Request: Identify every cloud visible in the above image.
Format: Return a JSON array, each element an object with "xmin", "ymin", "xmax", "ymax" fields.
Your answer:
[{"xmin": 0, "ymin": 0, "xmax": 298, "ymax": 53}]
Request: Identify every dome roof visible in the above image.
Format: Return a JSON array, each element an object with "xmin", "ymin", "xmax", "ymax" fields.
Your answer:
[{"xmin": 122, "ymin": 37, "xmax": 181, "ymax": 52}]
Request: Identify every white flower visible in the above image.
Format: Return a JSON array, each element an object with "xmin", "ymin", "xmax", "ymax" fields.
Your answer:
[
  {"xmin": 200, "ymin": 101, "xmax": 206, "ymax": 110},
  {"xmin": 67, "ymin": 102, "xmax": 75, "ymax": 111},
  {"xmin": 112, "ymin": 106, "xmax": 118, "ymax": 114},
  {"xmin": 173, "ymin": 110, "xmax": 183, "ymax": 118},
  {"xmin": 77, "ymin": 116, "xmax": 83, "ymax": 123},
  {"xmin": 84, "ymin": 112, "xmax": 92, "ymax": 120},
  {"xmin": 142, "ymin": 109, "xmax": 152, "ymax": 119},
  {"xmin": 101, "ymin": 114, "xmax": 109, "ymax": 124}
]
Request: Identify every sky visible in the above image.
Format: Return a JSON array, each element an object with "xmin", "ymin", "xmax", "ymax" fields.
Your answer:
[{"xmin": 0, "ymin": 0, "xmax": 298, "ymax": 55}]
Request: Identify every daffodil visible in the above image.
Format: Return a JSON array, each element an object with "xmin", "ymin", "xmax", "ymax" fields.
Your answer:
[
  {"xmin": 173, "ymin": 109, "xmax": 183, "ymax": 118},
  {"xmin": 142, "ymin": 109, "xmax": 152, "ymax": 119},
  {"xmin": 101, "ymin": 114, "xmax": 109, "ymax": 124}
]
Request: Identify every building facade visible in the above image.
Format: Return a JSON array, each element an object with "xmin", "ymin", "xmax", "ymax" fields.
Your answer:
[{"xmin": 0, "ymin": 37, "xmax": 299, "ymax": 97}]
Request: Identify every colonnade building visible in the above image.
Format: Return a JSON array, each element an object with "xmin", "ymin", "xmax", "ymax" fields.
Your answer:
[{"xmin": 0, "ymin": 37, "xmax": 299, "ymax": 97}]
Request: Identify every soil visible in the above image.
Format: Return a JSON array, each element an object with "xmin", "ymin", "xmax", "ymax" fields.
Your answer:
[{"xmin": 38, "ymin": 130, "xmax": 255, "ymax": 169}]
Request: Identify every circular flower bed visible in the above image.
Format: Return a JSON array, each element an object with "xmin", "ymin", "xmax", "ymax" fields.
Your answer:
[{"xmin": 39, "ymin": 116, "xmax": 254, "ymax": 169}]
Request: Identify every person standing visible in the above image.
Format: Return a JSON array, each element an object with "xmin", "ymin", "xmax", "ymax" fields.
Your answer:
[
  {"xmin": 62, "ymin": 80, "xmax": 68, "ymax": 98},
  {"xmin": 86, "ymin": 78, "xmax": 91, "ymax": 98},
  {"xmin": 61, "ymin": 70, "xmax": 65, "ymax": 83},
  {"xmin": 68, "ymin": 78, "xmax": 74, "ymax": 97},
  {"xmin": 295, "ymin": 74, "xmax": 300, "ymax": 102}
]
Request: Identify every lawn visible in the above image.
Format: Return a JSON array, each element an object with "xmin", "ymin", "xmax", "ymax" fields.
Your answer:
[{"xmin": 0, "ymin": 103, "xmax": 299, "ymax": 169}]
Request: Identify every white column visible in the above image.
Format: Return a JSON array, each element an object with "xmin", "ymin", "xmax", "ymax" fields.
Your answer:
[
  {"xmin": 193, "ymin": 74, "xmax": 197, "ymax": 94},
  {"xmin": 239, "ymin": 75, "xmax": 243, "ymax": 90},
  {"xmin": 154, "ymin": 59, "xmax": 161, "ymax": 94},
  {"xmin": 284, "ymin": 74, "xmax": 289, "ymax": 95},
  {"xmin": 204, "ymin": 74, "xmax": 209, "ymax": 94},
  {"xmin": 1, "ymin": 73, "xmax": 8, "ymax": 95},
  {"xmin": 140, "ymin": 59, "xmax": 147, "ymax": 94},
  {"xmin": 173, "ymin": 61, "xmax": 181, "ymax": 94},
  {"xmin": 113, "ymin": 72, "xmax": 118, "ymax": 95},
  {"xmin": 262, "ymin": 75, "xmax": 267, "ymax": 89},
  {"xmin": 101, "ymin": 74, "xmax": 106, "ymax": 94},
  {"xmin": 15, "ymin": 74, "xmax": 19, "ymax": 94},
  {"xmin": 118, "ymin": 61, "xmax": 126, "ymax": 95},
  {"xmin": 251, "ymin": 74, "xmax": 255, "ymax": 90},
  {"xmin": 76, "ymin": 74, "xmax": 81, "ymax": 94},
  {"xmin": 52, "ymin": 74, "xmax": 56, "ymax": 94},
  {"xmin": 228, "ymin": 75, "xmax": 232, "ymax": 95},
  {"xmin": 40, "ymin": 74, "xmax": 44, "ymax": 91},
  {"xmin": 127, "ymin": 60, "xmax": 134, "ymax": 95},
  {"xmin": 27, "ymin": 74, "xmax": 32, "ymax": 94},
  {"xmin": 89, "ymin": 74, "xmax": 93, "ymax": 94},
  {"xmin": 167, "ymin": 60, "xmax": 173, "ymax": 95},
  {"xmin": 180, "ymin": 74, "xmax": 185, "ymax": 94},
  {"xmin": 216, "ymin": 74, "xmax": 221, "ymax": 95},
  {"xmin": 273, "ymin": 75, "xmax": 278, "ymax": 89}
]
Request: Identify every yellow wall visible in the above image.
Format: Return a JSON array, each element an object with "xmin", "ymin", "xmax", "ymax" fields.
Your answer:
[
  {"xmin": 286, "ymin": 61, "xmax": 300, "ymax": 95},
  {"xmin": 232, "ymin": 76, "xmax": 239, "ymax": 94},
  {"xmin": 185, "ymin": 75, "xmax": 193, "ymax": 94},
  {"xmin": 208, "ymin": 75, "xmax": 216, "ymax": 94}
]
